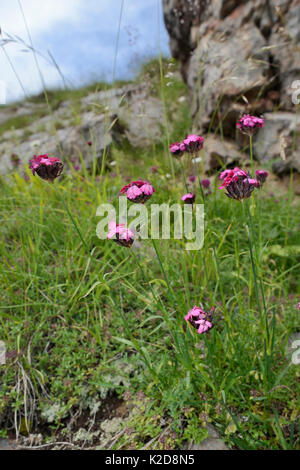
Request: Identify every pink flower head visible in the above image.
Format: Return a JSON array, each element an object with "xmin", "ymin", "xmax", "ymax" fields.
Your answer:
[
  {"xmin": 185, "ymin": 305, "xmax": 215, "ymax": 334},
  {"xmin": 220, "ymin": 167, "xmax": 247, "ymax": 182},
  {"xmin": 255, "ymin": 170, "xmax": 269, "ymax": 187},
  {"xmin": 188, "ymin": 175, "xmax": 196, "ymax": 183},
  {"xmin": 219, "ymin": 167, "xmax": 257, "ymax": 200},
  {"xmin": 29, "ymin": 154, "xmax": 63, "ymax": 182},
  {"xmin": 183, "ymin": 135, "xmax": 204, "ymax": 153},
  {"xmin": 181, "ymin": 193, "xmax": 195, "ymax": 204},
  {"xmin": 120, "ymin": 180, "xmax": 149, "ymax": 194},
  {"xmin": 237, "ymin": 114, "xmax": 264, "ymax": 136},
  {"xmin": 107, "ymin": 221, "xmax": 134, "ymax": 248},
  {"xmin": 201, "ymin": 179, "xmax": 211, "ymax": 189},
  {"xmin": 297, "ymin": 302, "xmax": 300, "ymax": 310},
  {"xmin": 169, "ymin": 142, "xmax": 186, "ymax": 157},
  {"xmin": 245, "ymin": 178, "xmax": 259, "ymax": 187},
  {"xmin": 87, "ymin": 141, "xmax": 92, "ymax": 146},
  {"xmin": 120, "ymin": 180, "xmax": 155, "ymax": 203}
]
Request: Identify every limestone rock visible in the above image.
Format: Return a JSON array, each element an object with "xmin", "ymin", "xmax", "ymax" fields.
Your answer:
[{"xmin": 163, "ymin": 0, "xmax": 300, "ymax": 174}]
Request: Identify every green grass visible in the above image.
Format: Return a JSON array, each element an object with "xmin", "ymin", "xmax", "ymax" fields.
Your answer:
[
  {"xmin": 0, "ymin": 158, "xmax": 299, "ymax": 449},
  {"xmin": 0, "ymin": 59, "xmax": 299, "ymax": 450}
]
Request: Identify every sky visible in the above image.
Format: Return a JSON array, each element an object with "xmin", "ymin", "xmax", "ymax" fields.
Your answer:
[{"xmin": 0, "ymin": 0, "xmax": 170, "ymax": 103}]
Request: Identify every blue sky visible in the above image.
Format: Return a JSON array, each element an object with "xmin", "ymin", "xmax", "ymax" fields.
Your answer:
[{"xmin": 0, "ymin": 0, "xmax": 170, "ymax": 102}]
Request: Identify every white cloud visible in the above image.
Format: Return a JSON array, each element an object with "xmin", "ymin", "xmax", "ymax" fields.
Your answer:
[{"xmin": 0, "ymin": 0, "xmax": 169, "ymax": 102}]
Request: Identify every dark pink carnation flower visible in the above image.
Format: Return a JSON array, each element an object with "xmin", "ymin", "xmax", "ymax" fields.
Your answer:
[
  {"xmin": 297, "ymin": 302, "xmax": 300, "ymax": 310},
  {"xmin": 169, "ymin": 142, "xmax": 186, "ymax": 157},
  {"xmin": 219, "ymin": 167, "xmax": 248, "ymax": 183},
  {"xmin": 183, "ymin": 135, "xmax": 204, "ymax": 153},
  {"xmin": 120, "ymin": 180, "xmax": 155, "ymax": 204},
  {"xmin": 29, "ymin": 154, "xmax": 63, "ymax": 182},
  {"xmin": 188, "ymin": 175, "xmax": 196, "ymax": 183},
  {"xmin": 107, "ymin": 221, "xmax": 134, "ymax": 248},
  {"xmin": 219, "ymin": 167, "xmax": 258, "ymax": 200},
  {"xmin": 237, "ymin": 115, "xmax": 264, "ymax": 136},
  {"xmin": 120, "ymin": 180, "xmax": 149, "ymax": 194},
  {"xmin": 255, "ymin": 170, "xmax": 269, "ymax": 187},
  {"xmin": 181, "ymin": 193, "xmax": 195, "ymax": 204},
  {"xmin": 87, "ymin": 141, "xmax": 92, "ymax": 146},
  {"xmin": 185, "ymin": 306, "xmax": 215, "ymax": 334},
  {"xmin": 201, "ymin": 179, "xmax": 211, "ymax": 189}
]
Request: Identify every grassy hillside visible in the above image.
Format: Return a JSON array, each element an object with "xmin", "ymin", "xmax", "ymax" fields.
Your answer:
[{"xmin": 0, "ymin": 59, "xmax": 299, "ymax": 450}]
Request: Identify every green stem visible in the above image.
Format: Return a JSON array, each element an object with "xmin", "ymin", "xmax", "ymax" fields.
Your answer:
[
  {"xmin": 151, "ymin": 239, "xmax": 176, "ymax": 302},
  {"xmin": 192, "ymin": 155, "xmax": 205, "ymax": 203},
  {"xmin": 243, "ymin": 200, "xmax": 261, "ymax": 316},
  {"xmin": 52, "ymin": 183, "xmax": 90, "ymax": 254},
  {"xmin": 245, "ymin": 199, "xmax": 269, "ymax": 342},
  {"xmin": 179, "ymin": 157, "xmax": 189, "ymax": 193},
  {"xmin": 249, "ymin": 134, "xmax": 254, "ymax": 175}
]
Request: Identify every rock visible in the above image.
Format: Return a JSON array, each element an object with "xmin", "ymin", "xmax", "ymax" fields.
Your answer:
[
  {"xmin": 0, "ymin": 83, "xmax": 166, "ymax": 175},
  {"xmin": 253, "ymin": 112, "xmax": 300, "ymax": 174},
  {"xmin": 184, "ymin": 424, "xmax": 229, "ymax": 450},
  {"xmin": 287, "ymin": 332, "xmax": 300, "ymax": 364},
  {"xmin": 269, "ymin": 1, "xmax": 300, "ymax": 110},
  {"xmin": 163, "ymin": 0, "xmax": 300, "ymax": 173},
  {"xmin": 204, "ymin": 135, "xmax": 246, "ymax": 174}
]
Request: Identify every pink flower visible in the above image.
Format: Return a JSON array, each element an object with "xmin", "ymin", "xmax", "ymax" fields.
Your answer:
[
  {"xmin": 181, "ymin": 193, "xmax": 195, "ymax": 204},
  {"xmin": 183, "ymin": 135, "xmax": 204, "ymax": 153},
  {"xmin": 87, "ymin": 141, "xmax": 92, "ymax": 146},
  {"xmin": 185, "ymin": 306, "xmax": 215, "ymax": 334},
  {"xmin": 219, "ymin": 167, "xmax": 258, "ymax": 200},
  {"xmin": 169, "ymin": 142, "xmax": 186, "ymax": 157},
  {"xmin": 126, "ymin": 185, "xmax": 143, "ymax": 200},
  {"xmin": 237, "ymin": 114, "xmax": 264, "ymax": 136},
  {"xmin": 245, "ymin": 178, "xmax": 259, "ymax": 187},
  {"xmin": 255, "ymin": 170, "xmax": 269, "ymax": 187},
  {"xmin": 201, "ymin": 179, "xmax": 211, "ymax": 189},
  {"xmin": 188, "ymin": 175, "xmax": 196, "ymax": 183},
  {"xmin": 107, "ymin": 221, "xmax": 134, "ymax": 248},
  {"xmin": 120, "ymin": 180, "xmax": 149, "ymax": 194},
  {"xmin": 120, "ymin": 180, "xmax": 155, "ymax": 203},
  {"xmin": 29, "ymin": 154, "xmax": 63, "ymax": 182},
  {"xmin": 219, "ymin": 167, "xmax": 247, "ymax": 182},
  {"xmin": 297, "ymin": 302, "xmax": 300, "ymax": 310}
]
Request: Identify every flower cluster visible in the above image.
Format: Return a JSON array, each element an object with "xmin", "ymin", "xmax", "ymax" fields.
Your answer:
[
  {"xmin": 181, "ymin": 193, "xmax": 195, "ymax": 205},
  {"xmin": 120, "ymin": 180, "xmax": 155, "ymax": 204},
  {"xmin": 219, "ymin": 166, "xmax": 268, "ymax": 200},
  {"xmin": 201, "ymin": 179, "xmax": 210, "ymax": 189},
  {"xmin": 185, "ymin": 306, "xmax": 215, "ymax": 334},
  {"xmin": 255, "ymin": 170, "xmax": 269, "ymax": 188},
  {"xmin": 237, "ymin": 114, "xmax": 264, "ymax": 136},
  {"xmin": 107, "ymin": 221, "xmax": 135, "ymax": 248},
  {"xmin": 29, "ymin": 154, "xmax": 63, "ymax": 182},
  {"xmin": 170, "ymin": 134, "xmax": 204, "ymax": 157},
  {"xmin": 169, "ymin": 142, "xmax": 186, "ymax": 157}
]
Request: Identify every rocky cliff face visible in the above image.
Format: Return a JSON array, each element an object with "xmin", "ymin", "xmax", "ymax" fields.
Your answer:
[
  {"xmin": 163, "ymin": 0, "xmax": 300, "ymax": 175},
  {"xmin": 0, "ymin": 83, "xmax": 165, "ymax": 175}
]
